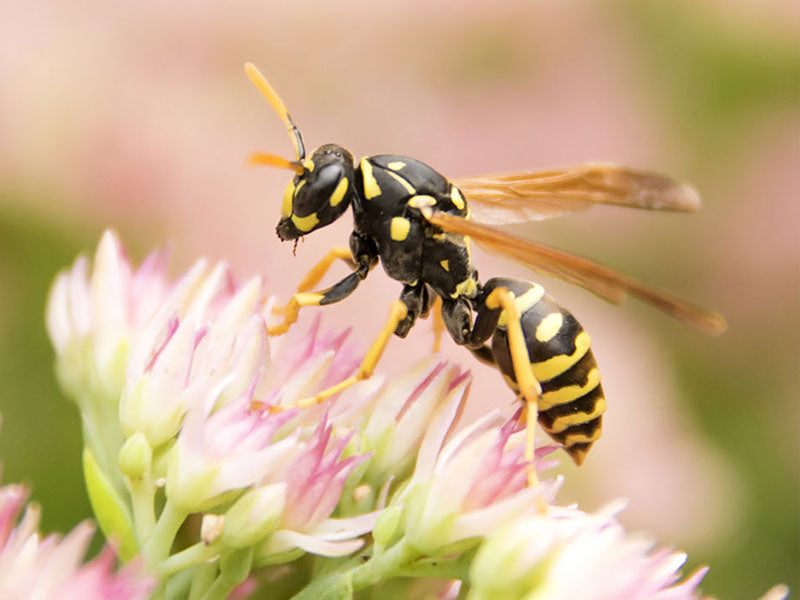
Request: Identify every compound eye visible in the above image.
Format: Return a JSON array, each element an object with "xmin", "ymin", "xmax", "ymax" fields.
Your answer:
[{"xmin": 293, "ymin": 163, "xmax": 342, "ymax": 216}]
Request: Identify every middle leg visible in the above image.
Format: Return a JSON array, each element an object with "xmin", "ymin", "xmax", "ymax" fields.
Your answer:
[{"xmin": 269, "ymin": 300, "xmax": 408, "ymax": 412}]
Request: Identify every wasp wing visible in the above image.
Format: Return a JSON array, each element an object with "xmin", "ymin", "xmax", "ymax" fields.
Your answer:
[
  {"xmin": 452, "ymin": 164, "xmax": 702, "ymax": 225},
  {"xmin": 421, "ymin": 208, "xmax": 726, "ymax": 336}
]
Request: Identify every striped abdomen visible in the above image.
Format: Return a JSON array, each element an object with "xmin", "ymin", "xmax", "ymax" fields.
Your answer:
[{"xmin": 488, "ymin": 279, "xmax": 606, "ymax": 466}]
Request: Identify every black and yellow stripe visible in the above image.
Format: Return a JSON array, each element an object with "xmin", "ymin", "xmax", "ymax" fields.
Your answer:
[{"xmin": 488, "ymin": 280, "xmax": 605, "ymax": 466}]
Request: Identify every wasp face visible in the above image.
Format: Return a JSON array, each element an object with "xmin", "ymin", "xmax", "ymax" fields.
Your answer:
[{"xmin": 276, "ymin": 144, "xmax": 355, "ymax": 241}]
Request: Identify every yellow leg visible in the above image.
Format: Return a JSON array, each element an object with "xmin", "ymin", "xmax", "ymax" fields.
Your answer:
[
  {"xmin": 431, "ymin": 296, "xmax": 445, "ymax": 353},
  {"xmin": 270, "ymin": 247, "xmax": 355, "ymax": 336},
  {"xmin": 270, "ymin": 300, "xmax": 408, "ymax": 412},
  {"xmin": 485, "ymin": 288, "xmax": 543, "ymax": 489}
]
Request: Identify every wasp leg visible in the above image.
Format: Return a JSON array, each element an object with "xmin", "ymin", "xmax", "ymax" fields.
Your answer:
[
  {"xmin": 430, "ymin": 296, "xmax": 445, "ymax": 353},
  {"xmin": 269, "ymin": 300, "xmax": 409, "ymax": 412},
  {"xmin": 468, "ymin": 343, "xmax": 496, "ymax": 367},
  {"xmin": 485, "ymin": 287, "xmax": 543, "ymax": 489},
  {"xmin": 396, "ymin": 283, "xmax": 439, "ymax": 339},
  {"xmin": 271, "ymin": 247, "xmax": 355, "ymax": 323},
  {"xmin": 270, "ymin": 246, "xmax": 365, "ymax": 336},
  {"xmin": 268, "ymin": 271, "xmax": 363, "ymax": 336}
]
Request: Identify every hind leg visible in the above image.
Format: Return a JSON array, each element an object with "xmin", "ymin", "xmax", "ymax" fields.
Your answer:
[{"xmin": 485, "ymin": 287, "xmax": 543, "ymax": 488}]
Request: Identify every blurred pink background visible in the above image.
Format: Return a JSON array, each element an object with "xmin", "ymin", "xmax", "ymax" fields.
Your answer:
[{"xmin": 0, "ymin": 1, "xmax": 797, "ymax": 596}]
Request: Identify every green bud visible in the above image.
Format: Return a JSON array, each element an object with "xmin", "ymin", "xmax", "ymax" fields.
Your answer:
[
  {"xmin": 118, "ymin": 433, "xmax": 152, "ymax": 479},
  {"xmin": 373, "ymin": 505, "xmax": 402, "ymax": 547},
  {"xmin": 222, "ymin": 484, "xmax": 286, "ymax": 548}
]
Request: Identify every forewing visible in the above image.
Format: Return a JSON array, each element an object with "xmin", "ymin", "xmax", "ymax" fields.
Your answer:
[
  {"xmin": 421, "ymin": 208, "xmax": 726, "ymax": 336},
  {"xmin": 453, "ymin": 164, "xmax": 702, "ymax": 225}
]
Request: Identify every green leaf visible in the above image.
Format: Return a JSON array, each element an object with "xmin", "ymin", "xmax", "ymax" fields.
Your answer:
[
  {"xmin": 289, "ymin": 573, "xmax": 354, "ymax": 600},
  {"xmin": 83, "ymin": 446, "xmax": 138, "ymax": 560}
]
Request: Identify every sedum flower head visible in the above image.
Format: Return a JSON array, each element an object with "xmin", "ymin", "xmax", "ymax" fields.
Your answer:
[{"xmin": 40, "ymin": 230, "xmax": 786, "ymax": 599}]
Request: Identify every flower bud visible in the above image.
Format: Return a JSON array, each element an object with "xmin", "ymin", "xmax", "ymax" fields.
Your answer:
[
  {"xmin": 222, "ymin": 484, "xmax": 287, "ymax": 548},
  {"xmin": 118, "ymin": 433, "xmax": 152, "ymax": 479}
]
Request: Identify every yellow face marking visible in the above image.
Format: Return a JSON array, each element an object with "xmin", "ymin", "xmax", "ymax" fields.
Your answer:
[
  {"xmin": 291, "ymin": 212, "xmax": 320, "ymax": 232},
  {"xmin": 282, "ymin": 180, "xmax": 295, "ymax": 218},
  {"xmin": 535, "ymin": 312, "xmax": 564, "ymax": 343},
  {"xmin": 386, "ymin": 170, "xmax": 416, "ymax": 195},
  {"xmin": 329, "ymin": 177, "xmax": 349, "ymax": 207},
  {"xmin": 408, "ymin": 195, "xmax": 437, "ymax": 209},
  {"xmin": 302, "ymin": 158, "xmax": 315, "ymax": 172},
  {"xmin": 531, "ymin": 331, "xmax": 592, "ymax": 382},
  {"xmin": 387, "ymin": 161, "xmax": 406, "ymax": 171},
  {"xmin": 548, "ymin": 397, "xmax": 606, "ymax": 434},
  {"xmin": 496, "ymin": 285, "xmax": 545, "ymax": 327},
  {"xmin": 450, "ymin": 186, "xmax": 465, "ymax": 210},
  {"xmin": 451, "ymin": 277, "xmax": 477, "ymax": 299},
  {"xmin": 440, "ymin": 259, "xmax": 450, "ymax": 271},
  {"xmin": 390, "ymin": 217, "xmax": 411, "ymax": 242},
  {"xmin": 539, "ymin": 367, "xmax": 601, "ymax": 410},
  {"xmin": 360, "ymin": 157, "xmax": 381, "ymax": 199}
]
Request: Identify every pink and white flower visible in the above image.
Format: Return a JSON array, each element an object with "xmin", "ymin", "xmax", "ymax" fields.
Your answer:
[
  {"xmin": 254, "ymin": 413, "xmax": 376, "ymax": 561},
  {"xmin": 0, "ymin": 482, "xmax": 152, "ymax": 600},
  {"xmin": 46, "ymin": 229, "xmax": 169, "ymax": 406},
  {"xmin": 400, "ymin": 411, "xmax": 560, "ymax": 555},
  {"xmin": 468, "ymin": 502, "xmax": 709, "ymax": 600}
]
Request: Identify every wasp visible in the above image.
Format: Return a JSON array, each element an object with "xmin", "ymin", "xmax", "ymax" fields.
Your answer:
[{"xmin": 244, "ymin": 63, "xmax": 726, "ymax": 473}]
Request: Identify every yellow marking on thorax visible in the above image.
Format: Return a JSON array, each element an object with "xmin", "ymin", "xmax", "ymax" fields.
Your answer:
[
  {"xmin": 547, "ymin": 397, "xmax": 606, "ymax": 434},
  {"xmin": 387, "ymin": 161, "xmax": 406, "ymax": 171},
  {"xmin": 329, "ymin": 177, "xmax": 349, "ymax": 207},
  {"xmin": 291, "ymin": 212, "xmax": 320, "ymax": 232},
  {"xmin": 450, "ymin": 186, "xmax": 465, "ymax": 210},
  {"xmin": 440, "ymin": 259, "xmax": 450, "ymax": 271},
  {"xmin": 531, "ymin": 331, "xmax": 592, "ymax": 382},
  {"xmin": 386, "ymin": 170, "xmax": 416, "ymax": 195},
  {"xmin": 390, "ymin": 217, "xmax": 411, "ymax": 241},
  {"xmin": 408, "ymin": 195, "xmax": 436, "ymax": 209},
  {"xmin": 452, "ymin": 277, "xmax": 477, "ymax": 298},
  {"xmin": 497, "ymin": 285, "xmax": 545, "ymax": 328},
  {"xmin": 360, "ymin": 157, "xmax": 381, "ymax": 199},
  {"xmin": 282, "ymin": 180, "xmax": 295, "ymax": 218},
  {"xmin": 535, "ymin": 312, "xmax": 564, "ymax": 343},
  {"xmin": 302, "ymin": 158, "xmax": 315, "ymax": 172},
  {"xmin": 539, "ymin": 367, "xmax": 601, "ymax": 411}
]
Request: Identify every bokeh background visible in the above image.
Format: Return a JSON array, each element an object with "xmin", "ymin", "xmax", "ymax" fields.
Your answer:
[{"xmin": 0, "ymin": 0, "xmax": 797, "ymax": 597}]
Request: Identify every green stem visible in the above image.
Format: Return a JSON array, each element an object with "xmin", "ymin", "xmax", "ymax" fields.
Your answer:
[
  {"xmin": 143, "ymin": 500, "xmax": 188, "ymax": 570},
  {"xmin": 81, "ymin": 406, "xmax": 125, "ymax": 496},
  {"xmin": 199, "ymin": 548, "xmax": 254, "ymax": 600},
  {"xmin": 189, "ymin": 563, "xmax": 218, "ymax": 600},
  {"xmin": 161, "ymin": 541, "xmax": 222, "ymax": 576},
  {"xmin": 351, "ymin": 539, "xmax": 419, "ymax": 591},
  {"xmin": 128, "ymin": 474, "xmax": 156, "ymax": 543}
]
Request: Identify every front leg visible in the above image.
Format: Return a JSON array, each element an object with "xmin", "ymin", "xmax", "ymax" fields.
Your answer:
[
  {"xmin": 268, "ymin": 270, "xmax": 364, "ymax": 336},
  {"xmin": 270, "ymin": 234, "xmax": 378, "ymax": 336}
]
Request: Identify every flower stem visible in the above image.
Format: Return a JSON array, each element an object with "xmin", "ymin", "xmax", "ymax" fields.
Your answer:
[
  {"xmin": 128, "ymin": 474, "xmax": 156, "ymax": 543},
  {"xmin": 161, "ymin": 541, "xmax": 221, "ymax": 576},
  {"xmin": 198, "ymin": 548, "xmax": 254, "ymax": 600},
  {"xmin": 189, "ymin": 563, "xmax": 218, "ymax": 600},
  {"xmin": 351, "ymin": 539, "xmax": 419, "ymax": 591},
  {"xmin": 143, "ymin": 499, "xmax": 188, "ymax": 570}
]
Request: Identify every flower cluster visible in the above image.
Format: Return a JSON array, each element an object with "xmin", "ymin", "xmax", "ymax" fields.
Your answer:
[
  {"xmin": 36, "ymin": 230, "xmax": 785, "ymax": 599},
  {"xmin": 0, "ymin": 480, "xmax": 152, "ymax": 599}
]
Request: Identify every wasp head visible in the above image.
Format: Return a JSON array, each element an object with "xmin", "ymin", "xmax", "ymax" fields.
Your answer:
[{"xmin": 276, "ymin": 144, "xmax": 355, "ymax": 241}]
